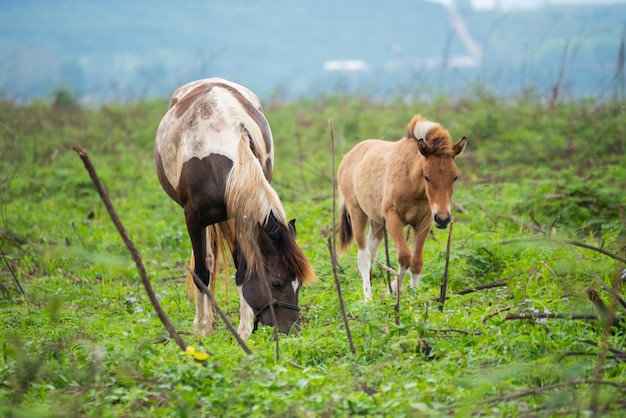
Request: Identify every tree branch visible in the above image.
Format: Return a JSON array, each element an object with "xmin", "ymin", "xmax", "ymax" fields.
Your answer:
[
  {"xmin": 456, "ymin": 279, "xmax": 507, "ymax": 295},
  {"xmin": 73, "ymin": 145, "xmax": 188, "ymax": 352},
  {"xmin": 505, "ymin": 312, "xmax": 598, "ymax": 321}
]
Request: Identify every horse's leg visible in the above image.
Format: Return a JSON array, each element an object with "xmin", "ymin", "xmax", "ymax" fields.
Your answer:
[
  {"xmin": 236, "ymin": 284, "xmax": 254, "ymax": 340},
  {"xmin": 194, "ymin": 289, "xmax": 214, "ymax": 338},
  {"xmin": 349, "ymin": 207, "xmax": 374, "ymax": 301},
  {"xmin": 185, "ymin": 211, "xmax": 214, "ymax": 337},
  {"xmin": 384, "ymin": 211, "xmax": 411, "ymax": 296},
  {"xmin": 409, "ymin": 216, "xmax": 433, "ymax": 289}
]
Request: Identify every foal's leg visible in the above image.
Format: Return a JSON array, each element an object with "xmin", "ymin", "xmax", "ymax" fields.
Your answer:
[
  {"xmin": 384, "ymin": 210, "xmax": 411, "ymax": 296},
  {"xmin": 368, "ymin": 220, "xmax": 385, "ymax": 263},
  {"xmin": 409, "ymin": 217, "xmax": 433, "ymax": 289},
  {"xmin": 237, "ymin": 285, "xmax": 254, "ymax": 340},
  {"xmin": 349, "ymin": 207, "xmax": 374, "ymax": 301},
  {"xmin": 367, "ymin": 220, "xmax": 384, "ymax": 294}
]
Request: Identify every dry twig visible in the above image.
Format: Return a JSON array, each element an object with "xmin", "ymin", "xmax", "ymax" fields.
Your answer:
[
  {"xmin": 0, "ymin": 243, "xmax": 25, "ymax": 299},
  {"xmin": 482, "ymin": 305, "xmax": 514, "ymax": 327},
  {"xmin": 73, "ymin": 145, "xmax": 188, "ymax": 352},
  {"xmin": 455, "ymin": 279, "xmax": 507, "ymax": 295},
  {"xmin": 437, "ymin": 221, "xmax": 454, "ymax": 310},
  {"xmin": 328, "ymin": 119, "xmax": 356, "ymax": 355}
]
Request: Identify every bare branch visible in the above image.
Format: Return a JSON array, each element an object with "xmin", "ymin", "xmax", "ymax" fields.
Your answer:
[
  {"xmin": 73, "ymin": 145, "xmax": 188, "ymax": 352},
  {"xmin": 329, "ymin": 119, "xmax": 356, "ymax": 355},
  {"xmin": 437, "ymin": 222, "xmax": 454, "ymax": 310},
  {"xmin": 456, "ymin": 279, "xmax": 507, "ymax": 295},
  {"xmin": 482, "ymin": 305, "xmax": 514, "ymax": 327},
  {"xmin": 505, "ymin": 312, "xmax": 598, "ymax": 321},
  {"xmin": 0, "ymin": 242, "xmax": 25, "ymax": 298}
]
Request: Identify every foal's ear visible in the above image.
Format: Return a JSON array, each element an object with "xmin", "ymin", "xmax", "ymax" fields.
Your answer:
[
  {"xmin": 416, "ymin": 138, "xmax": 431, "ymax": 157},
  {"xmin": 453, "ymin": 136, "xmax": 467, "ymax": 157}
]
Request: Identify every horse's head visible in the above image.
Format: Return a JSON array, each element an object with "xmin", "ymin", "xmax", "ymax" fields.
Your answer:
[
  {"xmin": 414, "ymin": 124, "xmax": 467, "ymax": 229},
  {"xmin": 236, "ymin": 214, "xmax": 315, "ymax": 334}
]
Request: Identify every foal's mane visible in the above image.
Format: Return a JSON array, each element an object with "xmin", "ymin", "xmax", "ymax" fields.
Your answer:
[{"xmin": 407, "ymin": 115, "xmax": 455, "ymax": 157}]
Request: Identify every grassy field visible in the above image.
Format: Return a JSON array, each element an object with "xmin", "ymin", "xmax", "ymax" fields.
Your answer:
[{"xmin": 1, "ymin": 92, "xmax": 625, "ymax": 417}]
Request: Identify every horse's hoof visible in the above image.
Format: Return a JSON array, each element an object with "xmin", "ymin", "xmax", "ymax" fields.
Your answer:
[{"xmin": 237, "ymin": 328, "xmax": 252, "ymax": 341}]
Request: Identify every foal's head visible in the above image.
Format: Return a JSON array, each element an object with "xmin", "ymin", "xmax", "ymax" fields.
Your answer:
[
  {"xmin": 236, "ymin": 213, "xmax": 315, "ymax": 334},
  {"xmin": 409, "ymin": 116, "xmax": 467, "ymax": 229}
]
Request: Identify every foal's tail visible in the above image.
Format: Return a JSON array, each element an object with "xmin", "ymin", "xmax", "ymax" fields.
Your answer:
[
  {"xmin": 338, "ymin": 202, "xmax": 353, "ymax": 254},
  {"xmin": 185, "ymin": 220, "xmax": 235, "ymax": 302}
]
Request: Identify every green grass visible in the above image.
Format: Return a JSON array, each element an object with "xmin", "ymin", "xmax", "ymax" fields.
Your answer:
[{"xmin": 1, "ymin": 93, "xmax": 625, "ymax": 417}]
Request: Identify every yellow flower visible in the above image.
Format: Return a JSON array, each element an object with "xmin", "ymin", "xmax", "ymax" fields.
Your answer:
[
  {"xmin": 184, "ymin": 346, "xmax": 209, "ymax": 362},
  {"xmin": 193, "ymin": 351, "xmax": 210, "ymax": 361}
]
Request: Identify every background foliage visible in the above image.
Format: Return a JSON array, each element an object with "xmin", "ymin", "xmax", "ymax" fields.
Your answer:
[
  {"xmin": 1, "ymin": 0, "xmax": 626, "ymax": 102},
  {"xmin": 0, "ymin": 89, "xmax": 625, "ymax": 416}
]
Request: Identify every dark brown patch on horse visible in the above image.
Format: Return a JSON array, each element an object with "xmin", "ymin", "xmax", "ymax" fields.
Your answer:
[
  {"xmin": 174, "ymin": 84, "xmax": 211, "ymax": 118},
  {"xmin": 177, "ymin": 154, "xmax": 233, "ymax": 224},
  {"xmin": 265, "ymin": 158, "xmax": 273, "ymax": 182}
]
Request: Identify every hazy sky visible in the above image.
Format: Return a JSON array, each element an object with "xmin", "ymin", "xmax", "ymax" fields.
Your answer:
[{"xmin": 430, "ymin": 0, "xmax": 626, "ymax": 9}]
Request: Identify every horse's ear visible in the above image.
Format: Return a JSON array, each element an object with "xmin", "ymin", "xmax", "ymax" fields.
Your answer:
[
  {"xmin": 453, "ymin": 136, "xmax": 467, "ymax": 157},
  {"xmin": 288, "ymin": 219, "xmax": 297, "ymax": 237},
  {"xmin": 258, "ymin": 224, "xmax": 280, "ymax": 254},
  {"xmin": 416, "ymin": 138, "xmax": 431, "ymax": 157}
]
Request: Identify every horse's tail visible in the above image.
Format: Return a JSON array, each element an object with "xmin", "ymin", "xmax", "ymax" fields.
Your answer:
[
  {"xmin": 185, "ymin": 220, "xmax": 236, "ymax": 302},
  {"xmin": 338, "ymin": 202, "xmax": 353, "ymax": 254}
]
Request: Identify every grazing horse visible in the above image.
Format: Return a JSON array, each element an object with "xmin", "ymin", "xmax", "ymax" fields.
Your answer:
[
  {"xmin": 337, "ymin": 115, "xmax": 466, "ymax": 301},
  {"xmin": 155, "ymin": 78, "xmax": 316, "ymax": 339}
]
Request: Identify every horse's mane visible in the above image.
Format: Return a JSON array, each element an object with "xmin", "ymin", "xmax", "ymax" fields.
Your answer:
[
  {"xmin": 225, "ymin": 129, "xmax": 316, "ymax": 285},
  {"xmin": 406, "ymin": 115, "xmax": 455, "ymax": 157}
]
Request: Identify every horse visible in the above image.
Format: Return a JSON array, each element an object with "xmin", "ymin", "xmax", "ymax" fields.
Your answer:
[
  {"xmin": 337, "ymin": 115, "xmax": 466, "ymax": 301},
  {"xmin": 154, "ymin": 78, "xmax": 316, "ymax": 340}
]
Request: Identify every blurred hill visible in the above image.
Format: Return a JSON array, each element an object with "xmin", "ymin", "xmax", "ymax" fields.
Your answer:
[{"xmin": 1, "ymin": 0, "xmax": 625, "ymax": 103}]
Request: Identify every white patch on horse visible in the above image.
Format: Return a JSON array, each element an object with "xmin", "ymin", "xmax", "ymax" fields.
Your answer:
[
  {"xmin": 367, "ymin": 229, "xmax": 383, "ymax": 265},
  {"xmin": 194, "ymin": 291, "xmax": 214, "ymax": 337},
  {"xmin": 412, "ymin": 120, "xmax": 438, "ymax": 140},
  {"xmin": 410, "ymin": 272, "xmax": 421, "ymax": 289},
  {"xmin": 357, "ymin": 248, "xmax": 373, "ymax": 301},
  {"xmin": 237, "ymin": 285, "xmax": 254, "ymax": 340}
]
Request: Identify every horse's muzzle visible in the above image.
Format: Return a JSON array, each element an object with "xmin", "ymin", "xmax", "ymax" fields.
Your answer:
[{"xmin": 434, "ymin": 213, "xmax": 451, "ymax": 229}]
